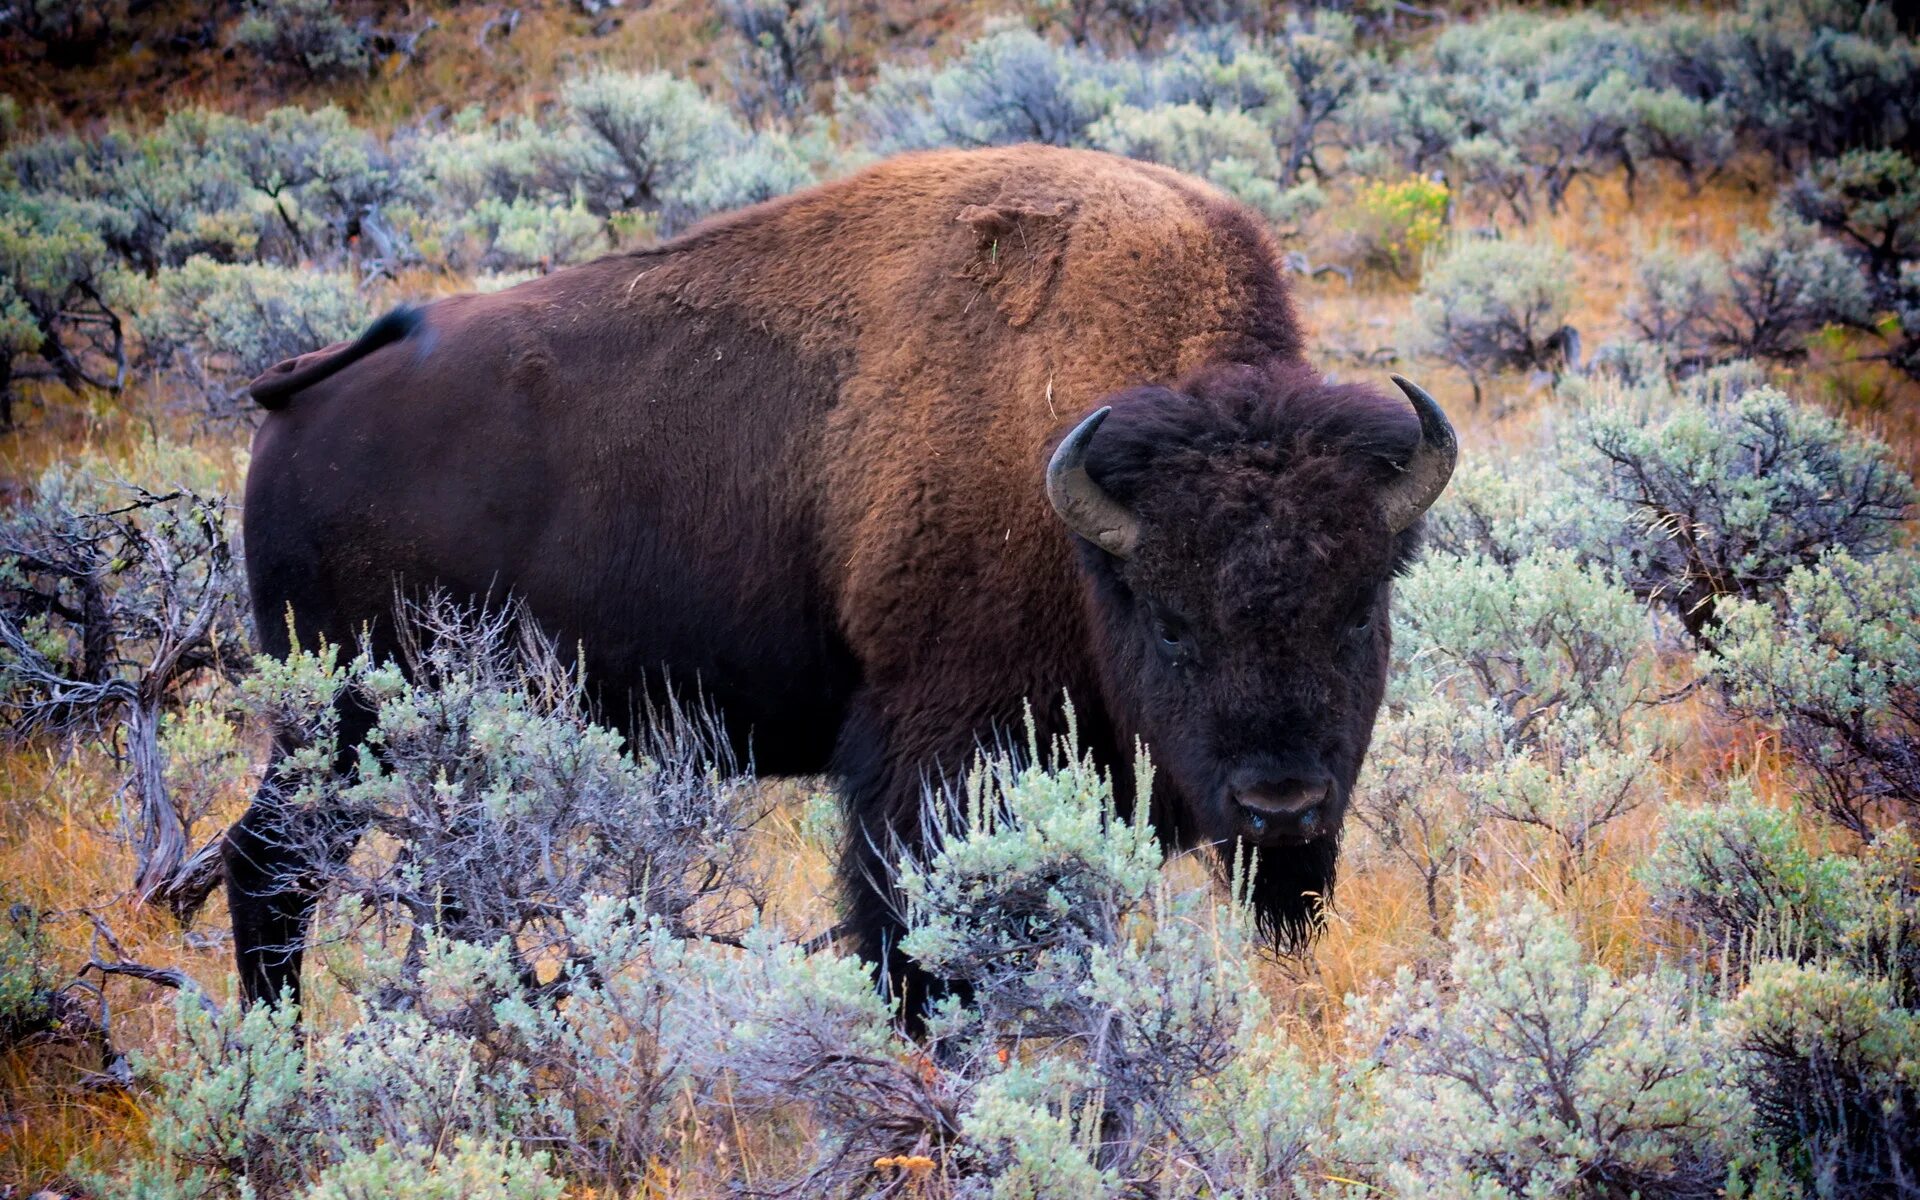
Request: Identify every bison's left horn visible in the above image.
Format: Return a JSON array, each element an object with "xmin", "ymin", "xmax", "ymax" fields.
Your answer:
[
  {"xmin": 1047, "ymin": 406, "xmax": 1141, "ymax": 559},
  {"xmin": 1379, "ymin": 375, "xmax": 1459, "ymax": 533}
]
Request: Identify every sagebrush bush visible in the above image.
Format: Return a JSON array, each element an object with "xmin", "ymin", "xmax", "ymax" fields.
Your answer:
[
  {"xmin": 1717, "ymin": 220, "xmax": 1876, "ymax": 360},
  {"xmin": 667, "ymin": 128, "xmax": 816, "ymax": 225},
  {"xmin": 896, "ymin": 729, "xmax": 1333, "ymax": 1196},
  {"xmin": 215, "ymin": 105, "xmax": 420, "ymax": 271},
  {"xmin": 1338, "ymin": 891, "xmax": 1759, "ymax": 1198},
  {"xmin": 717, "ymin": 0, "xmax": 840, "ymax": 127},
  {"xmin": 1420, "ymin": 455, "xmax": 1638, "ymax": 574},
  {"xmin": 234, "ymin": 0, "xmax": 374, "ymax": 78},
  {"xmin": 104, "ymin": 699, "xmax": 1347, "ymax": 1197},
  {"xmin": 1417, "ymin": 11, "xmax": 1738, "ymax": 218},
  {"xmin": 1088, "ymin": 102, "xmax": 1278, "ymax": 186},
  {"xmin": 1725, "ymin": 960, "xmax": 1920, "ymax": 1199},
  {"xmin": 1350, "ymin": 696, "xmax": 1501, "ymax": 936},
  {"xmin": 1412, "ymin": 237, "xmax": 1578, "ymax": 401},
  {"xmin": 0, "ymin": 443, "xmax": 246, "ymax": 915},
  {"xmin": 130, "ymin": 258, "xmax": 369, "ymax": 416},
  {"xmin": 1336, "ymin": 175, "xmax": 1448, "ymax": 278},
  {"xmin": 297, "ymin": 1139, "xmax": 564, "ymax": 1200},
  {"xmin": 1641, "ymin": 783, "xmax": 1853, "ymax": 959},
  {"xmin": 246, "ymin": 595, "xmax": 766, "ymax": 968},
  {"xmin": 1581, "ymin": 380, "xmax": 1913, "ymax": 637},
  {"xmin": 839, "ymin": 25, "xmax": 1127, "ymax": 154},
  {"xmin": 1641, "ymin": 785, "xmax": 1920, "ymax": 998},
  {"xmin": 1624, "ymin": 242, "xmax": 1733, "ymax": 364},
  {"xmin": 1393, "ymin": 548, "xmax": 1656, "ymax": 742},
  {"xmin": 1723, "ymin": 4, "xmax": 1920, "ymax": 166},
  {"xmin": 551, "ymin": 70, "xmax": 734, "ymax": 219},
  {"xmin": 545, "ymin": 70, "xmax": 813, "ymax": 235},
  {"xmin": 4, "ymin": 104, "xmax": 420, "ymax": 290},
  {"xmin": 437, "ymin": 197, "xmax": 607, "ymax": 276},
  {"xmin": 1380, "ymin": 547, "xmax": 1666, "ymax": 886},
  {"xmin": 0, "ymin": 185, "xmax": 127, "ymax": 409},
  {"xmin": 0, "ymin": 899, "xmax": 55, "ymax": 1048},
  {"xmin": 1706, "ymin": 550, "xmax": 1920, "ymax": 836},
  {"xmin": 18, "ymin": 112, "xmax": 258, "ymax": 273},
  {"xmin": 1784, "ymin": 149, "xmax": 1920, "ymax": 285}
]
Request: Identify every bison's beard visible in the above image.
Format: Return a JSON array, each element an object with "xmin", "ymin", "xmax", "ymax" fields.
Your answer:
[{"xmin": 1242, "ymin": 836, "xmax": 1339, "ymax": 950}]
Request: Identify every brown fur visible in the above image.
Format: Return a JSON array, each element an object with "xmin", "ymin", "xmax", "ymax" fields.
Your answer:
[{"xmin": 227, "ymin": 146, "xmax": 1430, "ymax": 1019}]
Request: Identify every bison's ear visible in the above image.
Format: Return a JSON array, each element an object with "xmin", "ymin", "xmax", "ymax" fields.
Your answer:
[{"xmin": 955, "ymin": 200, "xmax": 1075, "ymax": 329}]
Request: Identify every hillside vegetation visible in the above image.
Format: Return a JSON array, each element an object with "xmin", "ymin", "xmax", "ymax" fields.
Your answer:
[{"xmin": 3, "ymin": 0, "xmax": 1920, "ymax": 1196}]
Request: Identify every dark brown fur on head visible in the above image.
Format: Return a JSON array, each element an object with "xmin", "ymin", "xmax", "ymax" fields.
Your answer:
[{"xmin": 1070, "ymin": 359, "xmax": 1428, "ymax": 945}]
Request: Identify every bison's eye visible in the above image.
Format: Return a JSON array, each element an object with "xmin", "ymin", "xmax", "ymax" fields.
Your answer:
[
  {"xmin": 1345, "ymin": 607, "xmax": 1374, "ymax": 642},
  {"xmin": 1150, "ymin": 611, "xmax": 1187, "ymax": 660}
]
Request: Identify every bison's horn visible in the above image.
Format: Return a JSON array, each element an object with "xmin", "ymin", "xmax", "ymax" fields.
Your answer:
[
  {"xmin": 1379, "ymin": 375, "xmax": 1459, "ymax": 533},
  {"xmin": 1047, "ymin": 406, "xmax": 1141, "ymax": 559}
]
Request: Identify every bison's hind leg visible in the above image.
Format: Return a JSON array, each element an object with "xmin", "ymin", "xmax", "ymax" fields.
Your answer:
[
  {"xmin": 224, "ymin": 692, "xmax": 376, "ymax": 1007},
  {"xmin": 223, "ymin": 760, "xmax": 368, "ymax": 1008}
]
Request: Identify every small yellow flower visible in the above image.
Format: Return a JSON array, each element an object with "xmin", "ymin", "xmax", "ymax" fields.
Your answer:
[{"xmin": 874, "ymin": 1153, "xmax": 937, "ymax": 1179}]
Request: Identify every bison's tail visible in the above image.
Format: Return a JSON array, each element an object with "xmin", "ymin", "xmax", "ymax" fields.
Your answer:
[{"xmin": 248, "ymin": 305, "xmax": 425, "ymax": 410}]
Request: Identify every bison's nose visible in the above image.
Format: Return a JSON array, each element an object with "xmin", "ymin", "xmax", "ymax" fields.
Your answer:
[{"xmin": 1231, "ymin": 773, "xmax": 1331, "ymax": 842}]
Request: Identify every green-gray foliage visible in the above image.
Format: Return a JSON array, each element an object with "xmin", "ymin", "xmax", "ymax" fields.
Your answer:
[
  {"xmin": 436, "ymin": 197, "xmax": 608, "ymax": 275},
  {"xmin": 1784, "ymin": 149, "xmax": 1920, "ymax": 285},
  {"xmin": 0, "ymin": 185, "xmax": 126, "ymax": 406},
  {"xmin": 245, "ymin": 595, "xmax": 766, "ymax": 967},
  {"xmin": 1722, "ymin": 1, "xmax": 1920, "ymax": 167},
  {"xmin": 1641, "ymin": 783, "xmax": 1857, "ymax": 956},
  {"xmin": 1724, "ymin": 960, "xmax": 1920, "ymax": 1199},
  {"xmin": 896, "ymin": 731, "xmax": 1331, "ymax": 1196},
  {"xmin": 296, "ymin": 1139, "xmax": 563, "ymax": 1200},
  {"xmin": 15, "ymin": 110, "xmax": 261, "ymax": 274},
  {"xmin": 1413, "ymin": 11, "xmax": 1736, "ymax": 218},
  {"xmin": 839, "ymin": 25, "xmax": 1129, "ymax": 154},
  {"xmin": 1581, "ymin": 381, "xmax": 1913, "ymax": 637},
  {"xmin": 1393, "ymin": 547, "xmax": 1656, "ymax": 742},
  {"xmin": 551, "ymin": 71, "xmax": 734, "ymax": 218},
  {"xmin": 1641, "ymin": 784, "xmax": 1920, "ymax": 996},
  {"xmin": 543, "ymin": 70, "xmax": 815, "ymax": 235},
  {"xmin": 1420, "ymin": 455, "xmax": 1638, "ymax": 573},
  {"xmin": 1381, "ymin": 547, "xmax": 1661, "ymax": 879},
  {"xmin": 1338, "ymin": 891, "xmax": 1760, "ymax": 1198},
  {"xmin": 4, "ymin": 105, "xmax": 419, "ymax": 280},
  {"xmin": 0, "ymin": 899, "xmax": 56, "ymax": 1048},
  {"xmin": 0, "ymin": 443, "xmax": 246, "ymax": 914},
  {"xmin": 1705, "ymin": 550, "xmax": 1920, "ymax": 836},
  {"xmin": 1717, "ymin": 220, "xmax": 1875, "ymax": 360},
  {"xmin": 234, "ymin": 0, "xmax": 374, "ymax": 79},
  {"xmin": 129, "ymin": 258, "xmax": 369, "ymax": 416},
  {"xmin": 717, "ymin": 0, "xmax": 841, "ymax": 127},
  {"xmin": 1350, "ymin": 696, "xmax": 1501, "ymax": 936},
  {"xmin": 1412, "ymin": 237, "xmax": 1577, "ymax": 399}
]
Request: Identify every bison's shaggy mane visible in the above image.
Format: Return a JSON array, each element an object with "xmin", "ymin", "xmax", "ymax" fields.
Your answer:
[
  {"xmin": 1088, "ymin": 360, "xmax": 1426, "ymax": 491},
  {"xmin": 1084, "ymin": 360, "xmax": 1430, "ymax": 580}
]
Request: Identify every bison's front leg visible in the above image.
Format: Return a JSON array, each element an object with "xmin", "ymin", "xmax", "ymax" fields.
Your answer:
[{"xmin": 830, "ymin": 689, "xmax": 977, "ymax": 1034}]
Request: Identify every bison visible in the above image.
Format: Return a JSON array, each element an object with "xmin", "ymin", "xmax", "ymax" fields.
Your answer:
[{"xmin": 226, "ymin": 144, "xmax": 1457, "ymax": 1019}]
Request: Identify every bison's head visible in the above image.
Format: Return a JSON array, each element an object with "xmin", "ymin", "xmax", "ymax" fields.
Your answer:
[{"xmin": 1048, "ymin": 359, "xmax": 1455, "ymax": 940}]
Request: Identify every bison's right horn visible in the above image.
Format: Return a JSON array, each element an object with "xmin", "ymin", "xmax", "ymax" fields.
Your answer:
[
  {"xmin": 1378, "ymin": 375, "xmax": 1459, "ymax": 533},
  {"xmin": 1047, "ymin": 406, "xmax": 1141, "ymax": 559}
]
